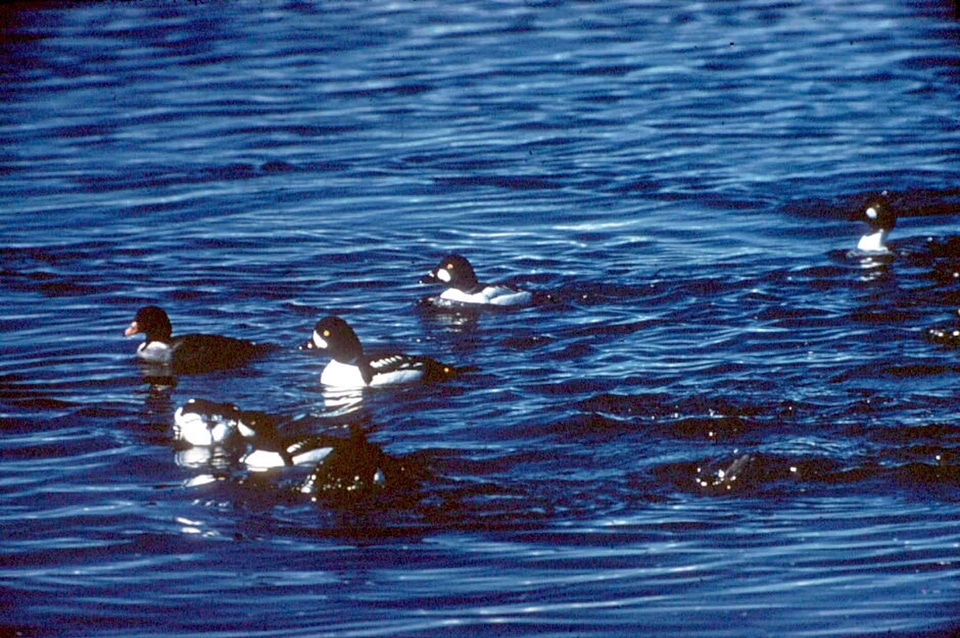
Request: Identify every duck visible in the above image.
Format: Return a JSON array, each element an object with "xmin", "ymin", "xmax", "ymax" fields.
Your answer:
[
  {"xmin": 236, "ymin": 410, "xmax": 335, "ymax": 471},
  {"xmin": 853, "ymin": 191, "xmax": 896, "ymax": 254},
  {"xmin": 299, "ymin": 315, "xmax": 467, "ymax": 387},
  {"xmin": 420, "ymin": 254, "xmax": 532, "ymax": 307},
  {"xmin": 173, "ymin": 398, "xmax": 243, "ymax": 447},
  {"xmin": 124, "ymin": 306, "xmax": 272, "ymax": 373},
  {"xmin": 298, "ymin": 427, "xmax": 409, "ymax": 500}
]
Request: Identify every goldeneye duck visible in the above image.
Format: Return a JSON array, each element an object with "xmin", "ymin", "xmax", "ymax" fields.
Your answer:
[
  {"xmin": 299, "ymin": 315, "xmax": 467, "ymax": 387},
  {"xmin": 236, "ymin": 410, "xmax": 334, "ymax": 471},
  {"xmin": 420, "ymin": 254, "xmax": 532, "ymax": 307},
  {"xmin": 854, "ymin": 191, "xmax": 896, "ymax": 254},
  {"xmin": 298, "ymin": 428, "xmax": 407, "ymax": 500},
  {"xmin": 124, "ymin": 306, "xmax": 272, "ymax": 373},
  {"xmin": 173, "ymin": 398, "xmax": 242, "ymax": 446}
]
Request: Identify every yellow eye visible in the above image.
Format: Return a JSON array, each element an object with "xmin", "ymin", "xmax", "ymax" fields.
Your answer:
[
  {"xmin": 323, "ymin": 330, "xmax": 331, "ymax": 337},
  {"xmin": 446, "ymin": 263, "xmax": 454, "ymax": 270}
]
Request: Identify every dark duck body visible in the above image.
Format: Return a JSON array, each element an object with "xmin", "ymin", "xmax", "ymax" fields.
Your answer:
[
  {"xmin": 298, "ymin": 427, "xmax": 419, "ymax": 501},
  {"xmin": 125, "ymin": 306, "xmax": 271, "ymax": 373}
]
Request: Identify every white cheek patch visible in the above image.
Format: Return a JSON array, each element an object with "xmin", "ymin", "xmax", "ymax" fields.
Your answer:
[
  {"xmin": 436, "ymin": 268, "xmax": 452, "ymax": 283},
  {"xmin": 866, "ymin": 206, "xmax": 878, "ymax": 220},
  {"xmin": 312, "ymin": 331, "xmax": 328, "ymax": 349}
]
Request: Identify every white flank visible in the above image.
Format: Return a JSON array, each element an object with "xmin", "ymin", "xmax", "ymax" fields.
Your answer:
[
  {"xmin": 440, "ymin": 286, "xmax": 531, "ymax": 306},
  {"xmin": 244, "ymin": 445, "xmax": 332, "ymax": 472},
  {"xmin": 488, "ymin": 287, "xmax": 533, "ymax": 306},
  {"xmin": 440, "ymin": 288, "xmax": 482, "ymax": 304},
  {"xmin": 369, "ymin": 368, "xmax": 423, "ymax": 386},
  {"xmin": 321, "ymin": 358, "xmax": 425, "ymax": 387}
]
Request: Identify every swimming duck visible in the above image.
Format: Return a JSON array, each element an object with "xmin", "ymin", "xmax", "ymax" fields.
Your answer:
[
  {"xmin": 299, "ymin": 315, "xmax": 467, "ymax": 387},
  {"xmin": 421, "ymin": 254, "xmax": 532, "ymax": 307},
  {"xmin": 854, "ymin": 191, "xmax": 896, "ymax": 254},
  {"xmin": 124, "ymin": 306, "xmax": 271, "ymax": 373},
  {"xmin": 236, "ymin": 410, "xmax": 335, "ymax": 471}
]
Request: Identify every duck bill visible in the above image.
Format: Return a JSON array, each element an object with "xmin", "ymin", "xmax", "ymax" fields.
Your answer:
[
  {"xmin": 124, "ymin": 321, "xmax": 140, "ymax": 337},
  {"xmin": 299, "ymin": 331, "xmax": 327, "ymax": 351},
  {"xmin": 420, "ymin": 270, "xmax": 440, "ymax": 284}
]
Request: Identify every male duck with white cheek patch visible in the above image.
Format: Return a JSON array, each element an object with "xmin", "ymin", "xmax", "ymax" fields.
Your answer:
[
  {"xmin": 854, "ymin": 191, "xmax": 896, "ymax": 255},
  {"xmin": 420, "ymin": 254, "xmax": 532, "ymax": 307},
  {"xmin": 299, "ymin": 315, "xmax": 468, "ymax": 388}
]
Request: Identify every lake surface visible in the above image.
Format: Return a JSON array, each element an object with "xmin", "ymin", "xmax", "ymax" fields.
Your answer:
[{"xmin": 3, "ymin": 1, "xmax": 960, "ymax": 635}]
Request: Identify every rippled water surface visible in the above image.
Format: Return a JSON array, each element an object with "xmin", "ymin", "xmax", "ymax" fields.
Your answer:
[{"xmin": 3, "ymin": 1, "xmax": 960, "ymax": 635}]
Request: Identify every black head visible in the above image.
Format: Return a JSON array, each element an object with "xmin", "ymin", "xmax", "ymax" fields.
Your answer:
[
  {"xmin": 237, "ymin": 409, "xmax": 280, "ymax": 441},
  {"xmin": 237, "ymin": 410, "xmax": 277, "ymax": 436},
  {"xmin": 420, "ymin": 254, "xmax": 480, "ymax": 292},
  {"xmin": 857, "ymin": 191, "xmax": 896, "ymax": 233},
  {"xmin": 853, "ymin": 191, "xmax": 896, "ymax": 253},
  {"xmin": 125, "ymin": 306, "xmax": 173, "ymax": 341},
  {"xmin": 299, "ymin": 315, "xmax": 364, "ymax": 363}
]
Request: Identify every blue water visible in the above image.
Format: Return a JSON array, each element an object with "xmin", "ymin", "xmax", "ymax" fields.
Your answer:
[{"xmin": 3, "ymin": 1, "xmax": 960, "ymax": 635}]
